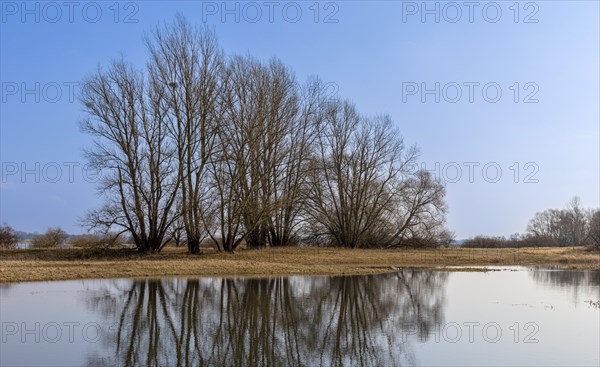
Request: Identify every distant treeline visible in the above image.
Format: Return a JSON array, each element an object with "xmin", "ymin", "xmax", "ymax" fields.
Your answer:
[
  {"xmin": 463, "ymin": 197, "xmax": 600, "ymax": 248},
  {"xmin": 462, "ymin": 235, "xmax": 559, "ymax": 248}
]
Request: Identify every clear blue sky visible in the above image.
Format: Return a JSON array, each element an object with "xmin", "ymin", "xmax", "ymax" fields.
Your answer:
[{"xmin": 1, "ymin": 1, "xmax": 598, "ymax": 238}]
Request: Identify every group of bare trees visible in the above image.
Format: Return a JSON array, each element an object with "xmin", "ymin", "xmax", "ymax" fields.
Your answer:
[
  {"xmin": 526, "ymin": 197, "xmax": 600, "ymax": 248},
  {"xmin": 0, "ymin": 225, "xmax": 71, "ymax": 249},
  {"xmin": 80, "ymin": 16, "xmax": 450, "ymax": 253},
  {"xmin": 463, "ymin": 197, "xmax": 600, "ymax": 249}
]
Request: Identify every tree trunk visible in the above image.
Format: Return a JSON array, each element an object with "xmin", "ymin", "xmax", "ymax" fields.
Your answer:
[{"xmin": 187, "ymin": 236, "xmax": 201, "ymax": 254}]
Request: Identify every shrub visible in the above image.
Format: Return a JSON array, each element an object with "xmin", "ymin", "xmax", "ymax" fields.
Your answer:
[
  {"xmin": 462, "ymin": 234, "xmax": 562, "ymax": 248},
  {"xmin": 31, "ymin": 227, "xmax": 68, "ymax": 248},
  {"xmin": 70, "ymin": 233, "xmax": 125, "ymax": 250},
  {"xmin": 0, "ymin": 225, "xmax": 21, "ymax": 248}
]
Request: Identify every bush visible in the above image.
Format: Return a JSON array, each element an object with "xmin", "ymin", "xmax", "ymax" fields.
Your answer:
[
  {"xmin": 70, "ymin": 233, "xmax": 125, "ymax": 250},
  {"xmin": 0, "ymin": 225, "xmax": 21, "ymax": 248},
  {"xmin": 31, "ymin": 227, "xmax": 68, "ymax": 248},
  {"xmin": 462, "ymin": 234, "xmax": 562, "ymax": 248}
]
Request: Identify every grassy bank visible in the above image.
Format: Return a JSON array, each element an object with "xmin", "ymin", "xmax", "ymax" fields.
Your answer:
[{"xmin": 1, "ymin": 246, "xmax": 598, "ymax": 283}]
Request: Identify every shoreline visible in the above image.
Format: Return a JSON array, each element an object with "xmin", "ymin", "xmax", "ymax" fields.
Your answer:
[{"xmin": 1, "ymin": 246, "xmax": 598, "ymax": 283}]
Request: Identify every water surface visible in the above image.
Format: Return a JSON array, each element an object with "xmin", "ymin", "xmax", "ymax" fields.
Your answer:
[{"xmin": 1, "ymin": 267, "xmax": 598, "ymax": 366}]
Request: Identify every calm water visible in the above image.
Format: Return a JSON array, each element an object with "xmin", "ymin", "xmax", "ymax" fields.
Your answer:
[{"xmin": 1, "ymin": 267, "xmax": 598, "ymax": 366}]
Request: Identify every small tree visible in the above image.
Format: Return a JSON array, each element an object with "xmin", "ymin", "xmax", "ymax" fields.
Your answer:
[
  {"xmin": 31, "ymin": 227, "xmax": 69, "ymax": 248},
  {"xmin": 0, "ymin": 224, "xmax": 21, "ymax": 248}
]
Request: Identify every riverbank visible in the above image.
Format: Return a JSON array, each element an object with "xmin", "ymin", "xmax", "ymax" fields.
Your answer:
[{"xmin": 1, "ymin": 246, "xmax": 598, "ymax": 283}]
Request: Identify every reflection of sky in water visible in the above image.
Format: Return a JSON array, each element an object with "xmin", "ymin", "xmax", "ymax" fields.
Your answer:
[
  {"xmin": 413, "ymin": 268, "xmax": 600, "ymax": 366},
  {"xmin": 1, "ymin": 268, "xmax": 598, "ymax": 367}
]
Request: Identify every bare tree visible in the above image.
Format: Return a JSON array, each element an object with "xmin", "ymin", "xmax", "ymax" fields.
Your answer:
[
  {"xmin": 234, "ymin": 56, "xmax": 290, "ymax": 249},
  {"xmin": 167, "ymin": 202, "xmax": 186, "ymax": 247},
  {"xmin": 527, "ymin": 210, "xmax": 557, "ymax": 241},
  {"xmin": 306, "ymin": 100, "xmax": 444, "ymax": 248},
  {"xmin": 0, "ymin": 224, "xmax": 21, "ymax": 248},
  {"xmin": 565, "ymin": 197, "xmax": 589, "ymax": 246},
  {"xmin": 31, "ymin": 227, "xmax": 68, "ymax": 248},
  {"xmin": 146, "ymin": 16, "xmax": 224, "ymax": 253},
  {"xmin": 80, "ymin": 60, "xmax": 179, "ymax": 252},
  {"xmin": 266, "ymin": 77, "xmax": 326, "ymax": 247},
  {"xmin": 203, "ymin": 56, "xmax": 272, "ymax": 252},
  {"xmin": 392, "ymin": 170, "xmax": 449, "ymax": 247},
  {"xmin": 526, "ymin": 197, "xmax": 597, "ymax": 247},
  {"xmin": 587, "ymin": 210, "xmax": 600, "ymax": 248},
  {"xmin": 216, "ymin": 57, "xmax": 325, "ymax": 249}
]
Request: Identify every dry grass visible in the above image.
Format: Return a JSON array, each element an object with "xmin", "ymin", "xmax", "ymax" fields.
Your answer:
[{"xmin": 0, "ymin": 246, "xmax": 598, "ymax": 283}]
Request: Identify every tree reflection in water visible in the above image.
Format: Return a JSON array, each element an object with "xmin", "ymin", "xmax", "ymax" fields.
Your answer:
[
  {"xmin": 85, "ymin": 270, "xmax": 448, "ymax": 367},
  {"xmin": 529, "ymin": 268, "xmax": 600, "ymax": 304}
]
